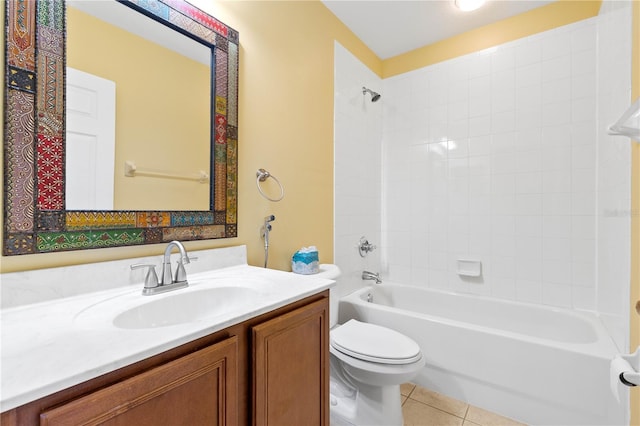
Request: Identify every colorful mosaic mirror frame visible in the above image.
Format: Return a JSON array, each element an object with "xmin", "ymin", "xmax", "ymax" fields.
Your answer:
[{"xmin": 3, "ymin": 0, "xmax": 239, "ymax": 255}]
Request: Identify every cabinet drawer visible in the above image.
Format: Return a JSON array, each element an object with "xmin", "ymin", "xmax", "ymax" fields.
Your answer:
[{"xmin": 40, "ymin": 336, "xmax": 238, "ymax": 426}]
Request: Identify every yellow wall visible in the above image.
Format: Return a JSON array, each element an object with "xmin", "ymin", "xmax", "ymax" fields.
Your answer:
[
  {"xmin": 204, "ymin": 1, "xmax": 381, "ymax": 270},
  {"xmin": 630, "ymin": 1, "xmax": 639, "ymax": 423},
  {"xmin": 0, "ymin": 1, "xmax": 380, "ymax": 273},
  {"xmin": 67, "ymin": 7, "xmax": 210, "ymax": 211},
  {"xmin": 383, "ymin": 0, "xmax": 602, "ymax": 78}
]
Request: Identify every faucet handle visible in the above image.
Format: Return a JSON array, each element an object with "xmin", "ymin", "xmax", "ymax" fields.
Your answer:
[
  {"xmin": 174, "ymin": 262, "xmax": 188, "ymax": 283},
  {"xmin": 131, "ymin": 263, "xmax": 160, "ymax": 289},
  {"xmin": 174, "ymin": 257, "xmax": 196, "ymax": 283}
]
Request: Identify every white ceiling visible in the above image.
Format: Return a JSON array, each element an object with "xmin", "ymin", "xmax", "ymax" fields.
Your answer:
[{"xmin": 321, "ymin": 0, "xmax": 556, "ymax": 59}]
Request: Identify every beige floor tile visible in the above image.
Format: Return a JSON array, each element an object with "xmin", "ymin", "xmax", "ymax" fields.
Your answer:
[
  {"xmin": 402, "ymin": 399, "xmax": 464, "ymax": 426},
  {"xmin": 401, "ymin": 382, "xmax": 417, "ymax": 397},
  {"xmin": 408, "ymin": 386, "xmax": 468, "ymax": 418},
  {"xmin": 465, "ymin": 406, "xmax": 526, "ymax": 426}
]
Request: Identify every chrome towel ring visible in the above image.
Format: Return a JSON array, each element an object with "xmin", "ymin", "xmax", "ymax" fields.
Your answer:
[{"xmin": 256, "ymin": 168, "xmax": 285, "ymax": 202}]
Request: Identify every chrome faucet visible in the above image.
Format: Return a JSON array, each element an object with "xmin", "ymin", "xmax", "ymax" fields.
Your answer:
[
  {"xmin": 362, "ymin": 270, "xmax": 382, "ymax": 284},
  {"xmin": 161, "ymin": 240, "xmax": 190, "ymax": 285},
  {"xmin": 131, "ymin": 240, "xmax": 193, "ymax": 295}
]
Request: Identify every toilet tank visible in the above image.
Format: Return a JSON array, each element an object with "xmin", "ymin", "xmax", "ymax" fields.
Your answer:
[{"xmin": 316, "ymin": 264, "xmax": 341, "ymax": 327}]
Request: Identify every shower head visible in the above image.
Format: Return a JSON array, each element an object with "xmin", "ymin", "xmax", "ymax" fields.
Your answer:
[{"xmin": 362, "ymin": 87, "xmax": 381, "ymax": 102}]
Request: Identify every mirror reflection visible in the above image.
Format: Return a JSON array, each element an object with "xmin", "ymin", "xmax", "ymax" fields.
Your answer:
[
  {"xmin": 66, "ymin": 1, "xmax": 211, "ymax": 211},
  {"xmin": 3, "ymin": 0, "xmax": 238, "ymax": 256}
]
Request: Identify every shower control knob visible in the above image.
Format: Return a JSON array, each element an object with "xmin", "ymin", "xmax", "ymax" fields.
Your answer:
[{"xmin": 358, "ymin": 236, "xmax": 377, "ymax": 257}]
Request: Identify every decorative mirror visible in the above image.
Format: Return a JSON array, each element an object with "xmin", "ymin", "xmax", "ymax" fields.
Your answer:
[{"xmin": 3, "ymin": 0, "xmax": 239, "ymax": 255}]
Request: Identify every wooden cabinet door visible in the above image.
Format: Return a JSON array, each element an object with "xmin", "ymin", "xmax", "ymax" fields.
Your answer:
[
  {"xmin": 40, "ymin": 336, "xmax": 238, "ymax": 426},
  {"xmin": 252, "ymin": 298, "xmax": 329, "ymax": 426}
]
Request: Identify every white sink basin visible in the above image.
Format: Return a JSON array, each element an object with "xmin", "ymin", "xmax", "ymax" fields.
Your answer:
[{"xmin": 113, "ymin": 286, "xmax": 262, "ymax": 329}]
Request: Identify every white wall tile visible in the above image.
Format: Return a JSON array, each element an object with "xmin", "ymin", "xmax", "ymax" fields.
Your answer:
[
  {"xmin": 571, "ymin": 19, "xmax": 597, "ymax": 52},
  {"xmin": 543, "ymin": 215, "xmax": 572, "ymax": 238},
  {"xmin": 572, "ymin": 285, "xmax": 596, "ymax": 311},
  {"xmin": 541, "ymin": 145, "xmax": 571, "ymax": 171},
  {"xmin": 516, "ymin": 279, "xmax": 543, "ymax": 303},
  {"xmin": 490, "ymin": 279, "xmax": 515, "ymax": 300},
  {"xmin": 468, "ymin": 115, "xmax": 491, "ymax": 137},
  {"xmin": 515, "ymin": 107, "xmax": 542, "ymax": 131},
  {"xmin": 516, "ymin": 63, "xmax": 541, "ymax": 88},
  {"xmin": 468, "ymin": 52, "xmax": 492, "ymax": 77},
  {"xmin": 596, "ymin": 1, "xmax": 631, "ymax": 350},
  {"xmin": 541, "ymin": 56, "xmax": 571, "ymax": 82},
  {"xmin": 543, "ymin": 260, "xmax": 572, "ymax": 285},
  {"xmin": 542, "ymin": 31, "xmax": 571, "ymax": 60},
  {"xmin": 334, "ymin": 42, "xmax": 383, "ymax": 297},
  {"xmin": 543, "ymin": 193, "xmax": 572, "ymax": 216},
  {"xmin": 516, "ymin": 172, "xmax": 542, "ymax": 194},
  {"xmin": 515, "ymin": 38, "xmax": 542, "ymax": 67},
  {"xmin": 572, "ymin": 72, "xmax": 597, "ymax": 98},
  {"xmin": 572, "ymin": 97, "xmax": 596, "ymax": 123},
  {"xmin": 542, "ymin": 282, "xmax": 572, "ymax": 307},
  {"xmin": 572, "ymin": 49, "xmax": 597, "ymax": 76},
  {"xmin": 542, "ymin": 170, "xmax": 571, "ymax": 193},
  {"xmin": 572, "ymin": 215, "xmax": 596, "ymax": 239},
  {"xmin": 541, "ymin": 100, "xmax": 571, "ymax": 126},
  {"xmin": 491, "ymin": 46, "xmax": 516, "ymax": 71},
  {"xmin": 542, "ymin": 78, "xmax": 571, "ymax": 104},
  {"xmin": 515, "ymin": 84, "xmax": 542, "ymax": 109},
  {"xmin": 572, "ymin": 145, "xmax": 596, "ymax": 169},
  {"xmin": 492, "ymin": 69, "xmax": 516, "ymax": 92},
  {"xmin": 492, "ymin": 89, "xmax": 516, "ymax": 114},
  {"xmin": 339, "ymin": 9, "xmax": 635, "ymax": 327}
]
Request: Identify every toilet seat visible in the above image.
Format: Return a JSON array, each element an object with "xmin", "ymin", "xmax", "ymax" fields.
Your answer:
[{"xmin": 330, "ymin": 319, "xmax": 422, "ymax": 365}]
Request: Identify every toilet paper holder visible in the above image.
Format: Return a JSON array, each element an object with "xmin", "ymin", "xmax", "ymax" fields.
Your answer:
[{"xmin": 618, "ymin": 347, "xmax": 640, "ymax": 387}]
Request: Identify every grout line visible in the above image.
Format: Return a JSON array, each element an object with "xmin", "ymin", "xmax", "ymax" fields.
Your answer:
[
  {"xmin": 405, "ymin": 396, "xmax": 466, "ymax": 422},
  {"xmin": 406, "ymin": 386, "xmax": 415, "ymax": 398},
  {"xmin": 402, "ymin": 383, "xmax": 416, "ymax": 399},
  {"xmin": 404, "ymin": 384, "xmax": 526, "ymax": 426}
]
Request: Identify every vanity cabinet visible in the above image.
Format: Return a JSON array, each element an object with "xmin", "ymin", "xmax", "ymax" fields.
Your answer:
[{"xmin": 1, "ymin": 291, "xmax": 329, "ymax": 426}]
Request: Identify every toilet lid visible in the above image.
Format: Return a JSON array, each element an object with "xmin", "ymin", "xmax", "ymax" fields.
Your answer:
[{"xmin": 330, "ymin": 319, "xmax": 422, "ymax": 365}]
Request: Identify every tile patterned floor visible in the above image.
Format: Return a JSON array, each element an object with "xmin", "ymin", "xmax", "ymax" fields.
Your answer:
[{"xmin": 401, "ymin": 383, "xmax": 527, "ymax": 426}]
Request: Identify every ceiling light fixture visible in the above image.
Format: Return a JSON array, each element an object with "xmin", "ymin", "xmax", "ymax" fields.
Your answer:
[{"xmin": 455, "ymin": 0, "xmax": 486, "ymax": 12}]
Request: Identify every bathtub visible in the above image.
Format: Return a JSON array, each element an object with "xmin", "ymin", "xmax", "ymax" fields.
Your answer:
[{"xmin": 337, "ymin": 283, "xmax": 626, "ymax": 426}]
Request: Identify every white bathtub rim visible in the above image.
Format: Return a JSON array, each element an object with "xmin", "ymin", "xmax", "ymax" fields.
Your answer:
[{"xmin": 339, "ymin": 283, "xmax": 619, "ymax": 360}]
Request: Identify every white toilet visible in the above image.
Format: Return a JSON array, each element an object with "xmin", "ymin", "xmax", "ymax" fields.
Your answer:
[{"xmin": 316, "ymin": 265, "xmax": 425, "ymax": 426}]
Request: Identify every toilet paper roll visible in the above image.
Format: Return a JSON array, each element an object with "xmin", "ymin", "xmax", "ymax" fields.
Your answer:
[{"xmin": 610, "ymin": 356, "xmax": 633, "ymax": 403}]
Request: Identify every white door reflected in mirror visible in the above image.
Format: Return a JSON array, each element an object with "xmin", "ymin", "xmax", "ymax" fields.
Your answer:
[{"xmin": 66, "ymin": 67, "xmax": 116, "ymax": 210}]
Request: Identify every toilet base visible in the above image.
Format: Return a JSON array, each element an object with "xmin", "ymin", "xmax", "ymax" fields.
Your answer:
[{"xmin": 330, "ymin": 378, "xmax": 403, "ymax": 426}]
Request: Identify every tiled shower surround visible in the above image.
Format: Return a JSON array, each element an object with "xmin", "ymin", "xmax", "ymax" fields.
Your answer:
[
  {"xmin": 334, "ymin": 1, "xmax": 632, "ymax": 350},
  {"xmin": 334, "ymin": 42, "xmax": 383, "ymax": 300}
]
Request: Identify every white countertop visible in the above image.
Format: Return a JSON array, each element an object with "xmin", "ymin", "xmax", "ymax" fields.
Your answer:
[{"xmin": 1, "ymin": 261, "xmax": 334, "ymax": 412}]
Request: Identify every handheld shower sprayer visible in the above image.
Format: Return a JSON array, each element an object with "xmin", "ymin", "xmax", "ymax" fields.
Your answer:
[
  {"xmin": 262, "ymin": 215, "xmax": 275, "ymax": 248},
  {"xmin": 362, "ymin": 86, "xmax": 381, "ymax": 102},
  {"xmin": 261, "ymin": 215, "xmax": 276, "ymax": 268}
]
